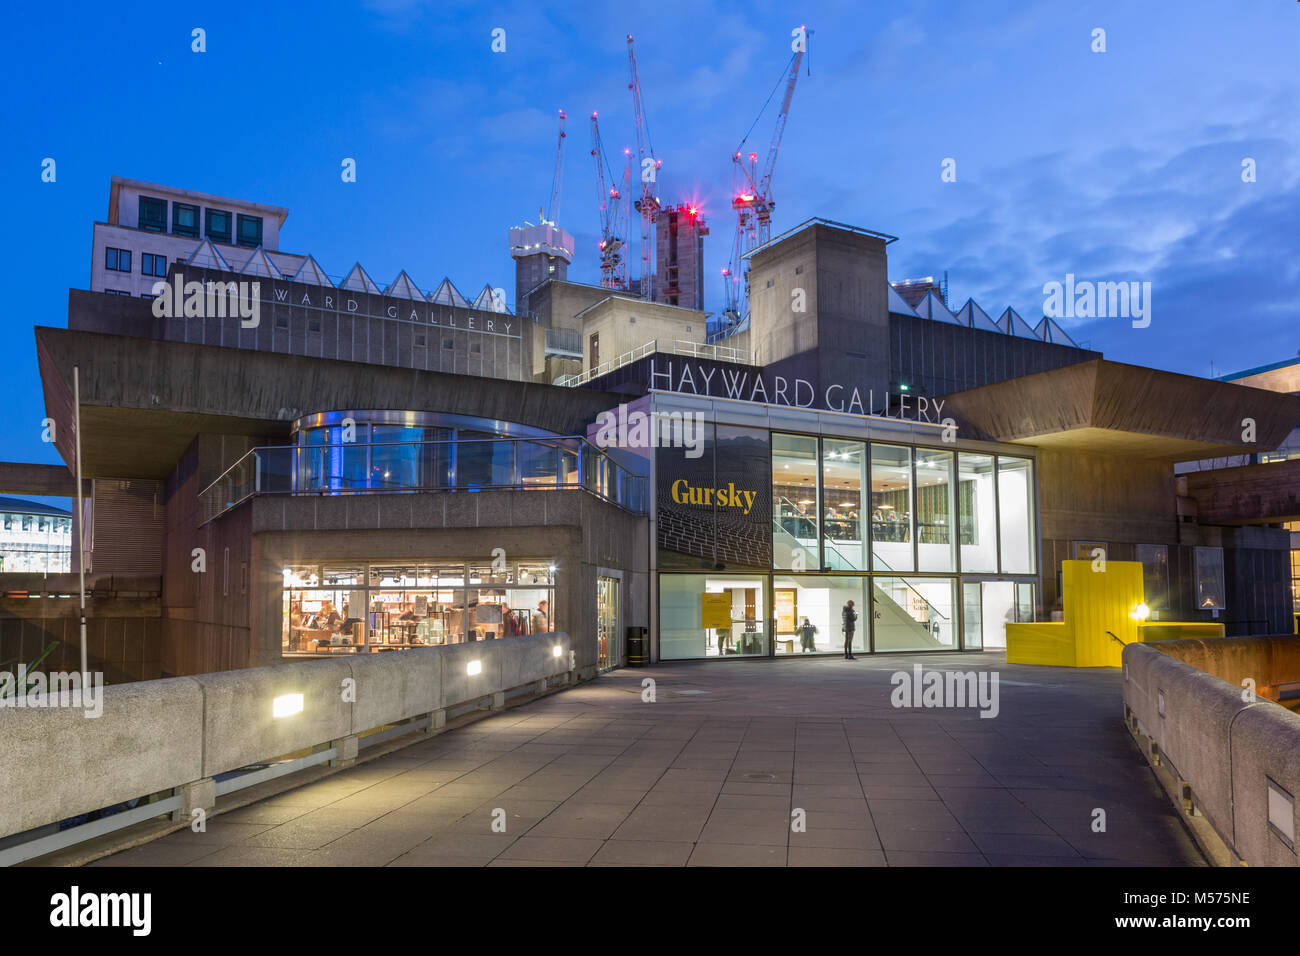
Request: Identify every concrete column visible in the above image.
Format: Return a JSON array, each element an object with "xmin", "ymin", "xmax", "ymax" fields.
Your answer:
[
  {"xmin": 425, "ymin": 709, "xmax": 447, "ymax": 734},
  {"xmin": 172, "ymin": 777, "xmax": 215, "ymax": 825},
  {"xmin": 330, "ymin": 734, "xmax": 359, "ymax": 768}
]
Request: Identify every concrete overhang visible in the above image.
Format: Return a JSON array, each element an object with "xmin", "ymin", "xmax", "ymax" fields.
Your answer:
[
  {"xmin": 35, "ymin": 327, "xmax": 627, "ymax": 480},
  {"xmin": 940, "ymin": 359, "xmax": 1300, "ymax": 461}
]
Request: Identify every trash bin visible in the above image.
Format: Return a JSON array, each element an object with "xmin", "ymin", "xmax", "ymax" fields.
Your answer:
[{"xmin": 626, "ymin": 625, "xmax": 649, "ymax": 667}]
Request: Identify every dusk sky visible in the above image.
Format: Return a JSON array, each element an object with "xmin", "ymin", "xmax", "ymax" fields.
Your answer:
[{"xmin": 4, "ymin": 0, "xmax": 1298, "ymax": 494}]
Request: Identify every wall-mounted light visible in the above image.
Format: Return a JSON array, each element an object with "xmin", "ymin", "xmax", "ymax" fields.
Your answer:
[
  {"xmin": 552, "ymin": 645, "xmax": 563, "ymax": 658},
  {"xmin": 1132, "ymin": 603, "xmax": 1151, "ymax": 621},
  {"xmin": 467, "ymin": 660, "xmax": 482, "ymax": 676},
  {"xmin": 273, "ymin": 693, "xmax": 303, "ymax": 718}
]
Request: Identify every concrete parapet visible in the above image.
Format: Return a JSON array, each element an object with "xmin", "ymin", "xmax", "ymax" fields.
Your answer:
[{"xmin": 1124, "ymin": 636, "xmax": 1300, "ymax": 865}]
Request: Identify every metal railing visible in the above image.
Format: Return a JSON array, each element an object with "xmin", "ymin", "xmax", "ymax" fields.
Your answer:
[
  {"xmin": 556, "ymin": 340, "xmax": 659, "ymax": 387},
  {"xmin": 198, "ymin": 436, "xmax": 647, "ymax": 524}
]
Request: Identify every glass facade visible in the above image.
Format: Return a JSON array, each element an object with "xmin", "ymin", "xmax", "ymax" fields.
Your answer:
[
  {"xmin": 283, "ymin": 560, "xmax": 555, "ymax": 654},
  {"xmin": 658, "ymin": 430, "xmax": 1039, "ymax": 660}
]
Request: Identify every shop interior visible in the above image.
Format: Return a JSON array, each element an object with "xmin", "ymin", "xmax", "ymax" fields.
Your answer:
[{"xmin": 282, "ymin": 560, "xmax": 555, "ymax": 654}]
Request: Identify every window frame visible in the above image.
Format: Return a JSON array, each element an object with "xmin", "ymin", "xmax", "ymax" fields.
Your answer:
[
  {"xmin": 138, "ymin": 196, "xmax": 167, "ymax": 233},
  {"xmin": 236, "ymin": 214, "xmax": 263, "ymax": 248},
  {"xmin": 173, "ymin": 202, "xmax": 199, "ymax": 238},
  {"xmin": 205, "ymin": 208, "xmax": 232, "ymax": 244}
]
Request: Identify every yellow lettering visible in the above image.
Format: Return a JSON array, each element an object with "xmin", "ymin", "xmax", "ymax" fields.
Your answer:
[{"xmin": 671, "ymin": 479, "xmax": 687, "ymax": 504}]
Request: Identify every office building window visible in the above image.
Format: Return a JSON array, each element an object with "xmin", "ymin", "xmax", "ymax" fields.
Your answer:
[
  {"xmin": 138, "ymin": 196, "xmax": 167, "ymax": 232},
  {"xmin": 173, "ymin": 202, "xmax": 199, "ymax": 237},
  {"xmin": 105, "ymin": 247, "xmax": 131, "ymax": 272},
  {"xmin": 142, "ymin": 253, "xmax": 167, "ymax": 277},
  {"xmin": 236, "ymin": 214, "xmax": 263, "ymax": 247},
  {"xmin": 205, "ymin": 209, "xmax": 232, "ymax": 244},
  {"xmin": 1194, "ymin": 546, "xmax": 1226, "ymax": 610},
  {"xmin": 105, "ymin": 289, "xmax": 131, "ymax": 296}
]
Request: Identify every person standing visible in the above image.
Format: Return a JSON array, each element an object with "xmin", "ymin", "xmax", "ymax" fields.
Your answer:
[
  {"xmin": 842, "ymin": 600, "xmax": 858, "ymax": 660},
  {"xmin": 799, "ymin": 616, "xmax": 818, "ymax": 653}
]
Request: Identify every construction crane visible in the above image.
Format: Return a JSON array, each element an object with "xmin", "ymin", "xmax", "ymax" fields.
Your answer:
[
  {"xmin": 723, "ymin": 28, "xmax": 811, "ymax": 326},
  {"xmin": 627, "ymin": 34, "xmax": 661, "ymax": 301},
  {"xmin": 590, "ymin": 112, "xmax": 629, "ymax": 290},
  {"xmin": 544, "ymin": 109, "xmax": 566, "ymax": 225}
]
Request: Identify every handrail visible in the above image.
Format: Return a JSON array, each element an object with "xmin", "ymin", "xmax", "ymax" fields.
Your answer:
[
  {"xmin": 768, "ymin": 515, "xmax": 948, "ymax": 623},
  {"xmin": 556, "ymin": 339, "xmax": 658, "ymax": 387}
]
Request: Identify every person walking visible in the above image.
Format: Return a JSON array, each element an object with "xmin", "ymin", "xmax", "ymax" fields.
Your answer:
[
  {"xmin": 841, "ymin": 600, "xmax": 859, "ymax": 660},
  {"xmin": 799, "ymin": 616, "xmax": 818, "ymax": 653}
]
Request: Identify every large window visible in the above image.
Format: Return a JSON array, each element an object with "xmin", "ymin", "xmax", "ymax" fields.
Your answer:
[
  {"xmin": 915, "ymin": 448, "xmax": 955, "ymax": 572},
  {"xmin": 822, "ymin": 439, "xmax": 866, "ymax": 570},
  {"xmin": 1194, "ymin": 546, "xmax": 1226, "ymax": 610},
  {"xmin": 957, "ymin": 453, "xmax": 997, "ymax": 572},
  {"xmin": 871, "ymin": 444, "xmax": 912, "ymax": 572},
  {"xmin": 284, "ymin": 560, "xmax": 556, "ymax": 654},
  {"xmin": 138, "ymin": 196, "xmax": 166, "ymax": 232},
  {"xmin": 773, "ymin": 575, "xmax": 866, "ymax": 655},
  {"xmin": 773, "ymin": 433, "xmax": 819, "ymax": 571},
  {"xmin": 997, "ymin": 456, "xmax": 1035, "ymax": 573},
  {"xmin": 659, "ymin": 574, "xmax": 769, "ymax": 659},
  {"xmin": 873, "ymin": 577, "xmax": 957, "ymax": 651}
]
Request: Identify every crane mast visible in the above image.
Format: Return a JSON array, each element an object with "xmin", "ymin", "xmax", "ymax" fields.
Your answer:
[
  {"xmin": 547, "ymin": 109, "xmax": 566, "ymax": 225},
  {"xmin": 627, "ymin": 34, "xmax": 660, "ymax": 301},
  {"xmin": 723, "ymin": 29, "xmax": 810, "ymax": 326},
  {"xmin": 590, "ymin": 112, "xmax": 628, "ymax": 290}
]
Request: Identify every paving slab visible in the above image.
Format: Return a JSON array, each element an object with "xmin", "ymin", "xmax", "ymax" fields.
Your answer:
[{"xmin": 95, "ymin": 654, "xmax": 1204, "ymax": 868}]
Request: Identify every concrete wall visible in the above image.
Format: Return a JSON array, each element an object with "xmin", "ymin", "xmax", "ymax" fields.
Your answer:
[
  {"xmin": 1123, "ymin": 636, "xmax": 1300, "ymax": 865},
  {"xmin": 581, "ymin": 297, "xmax": 706, "ymax": 369},
  {"xmin": 0, "ymin": 632, "xmax": 574, "ymax": 842}
]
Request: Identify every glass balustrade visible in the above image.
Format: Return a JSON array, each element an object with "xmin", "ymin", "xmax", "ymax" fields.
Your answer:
[{"xmin": 199, "ymin": 437, "xmax": 646, "ymax": 522}]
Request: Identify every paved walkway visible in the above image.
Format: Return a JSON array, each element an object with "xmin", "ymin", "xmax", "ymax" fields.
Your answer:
[{"xmin": 94, "ymin": 654, "xmax": 1204, "ymax": 867}]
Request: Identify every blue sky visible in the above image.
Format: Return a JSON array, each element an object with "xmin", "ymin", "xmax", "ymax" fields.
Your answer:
[{"xmin": 3, "ymin": 0, "xmax": 1298, "ymax": 497}]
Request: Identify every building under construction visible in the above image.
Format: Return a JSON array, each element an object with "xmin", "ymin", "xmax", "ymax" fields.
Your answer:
[{"xmin": 654, "ymin": 203, "xmax": 707, "ymax": 310}]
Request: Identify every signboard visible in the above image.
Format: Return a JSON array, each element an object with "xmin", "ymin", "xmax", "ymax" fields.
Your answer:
[
  {"xmin": 701, "ymin": 592, "xmax": 732, "ymax": 629},
  {"xmin": 656, "ymin": 423, "xmax": 772, "ymax": 571}
]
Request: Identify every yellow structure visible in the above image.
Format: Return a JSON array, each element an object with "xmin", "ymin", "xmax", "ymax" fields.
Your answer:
[{"xmin": 1006, "ymin": 560, "xmax": 1224, "ymax": 667}]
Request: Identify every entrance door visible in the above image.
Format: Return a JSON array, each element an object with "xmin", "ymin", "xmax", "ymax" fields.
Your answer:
[
  {"xmin": 597, "ymin": 576, "xmax": 620, "ymax": 670},
  {"xmin": 963, "ymin": 581, "xmax": 1034, "ymax": 651}
]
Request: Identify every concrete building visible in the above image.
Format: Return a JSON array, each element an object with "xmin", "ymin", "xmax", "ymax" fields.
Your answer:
[
  {"xmin": 0, "ymin": 497, "xmax": 71, "ymax": 573},
  {"xmin": 6, "ymin": 193, "xmax": 1299, "ymax": 683},
  {"xmin": 92, "ymin": 177, "xmax": 289, "ymax": 299}
]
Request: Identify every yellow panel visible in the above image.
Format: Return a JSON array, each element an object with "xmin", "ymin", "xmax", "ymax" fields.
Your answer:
[
  {"xmin": 1138, "ymin": 623, "xmax": 1225, "ymax": 641},
  {"xmin": 1006, "ymin": 560, "xmax": 1210, "ymax": 668}
]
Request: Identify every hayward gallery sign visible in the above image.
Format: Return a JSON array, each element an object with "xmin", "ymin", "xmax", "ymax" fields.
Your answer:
[{"xmin": 648, "ymin": 357, "xmax": 951, "ymax": 424}]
